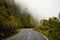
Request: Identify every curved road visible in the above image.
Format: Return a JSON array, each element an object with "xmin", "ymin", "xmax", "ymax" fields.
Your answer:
[{"xmin": 8, "ymin": 29, "xmax": 47, "ymax": 40}]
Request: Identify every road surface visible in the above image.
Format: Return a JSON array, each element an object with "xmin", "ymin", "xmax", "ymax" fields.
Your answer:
[{"xmin": 8, "ymin": 29, "xmax": 47, "ymax": 40}]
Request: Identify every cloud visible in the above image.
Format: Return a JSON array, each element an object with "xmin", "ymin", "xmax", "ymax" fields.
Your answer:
[{"xmin": 14, "ymin": 0, "xmax": 60, "ymax": 21}]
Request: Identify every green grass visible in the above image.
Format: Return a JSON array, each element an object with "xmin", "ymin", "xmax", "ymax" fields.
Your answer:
[{"xmin": 34, "ymin": 28, "xmax": 59, "ymax": 40}]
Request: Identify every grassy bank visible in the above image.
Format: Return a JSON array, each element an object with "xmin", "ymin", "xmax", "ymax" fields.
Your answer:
[
  {"xmin": 3, "ymin": 28, "xmax": 22, "ymax": 40},
  {"xmin": 34, "ymin": 28, "xmax": 59, "ymax": 40}
]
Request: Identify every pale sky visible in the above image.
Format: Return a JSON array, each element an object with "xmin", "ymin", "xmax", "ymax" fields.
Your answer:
[{"xmin": 14, "ymin": 0, "xmax": 60, "ymax": 21}]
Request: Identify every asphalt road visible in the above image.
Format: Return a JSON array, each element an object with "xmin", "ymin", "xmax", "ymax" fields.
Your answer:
[{"xmin": 8, "ymin": 29, "xmax": 47, "ymax": 40}]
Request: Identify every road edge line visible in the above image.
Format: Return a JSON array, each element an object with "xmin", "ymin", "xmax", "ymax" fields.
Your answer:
[
  {"xmin": 33, "ymin": 29, "xmax": 48, "ymax": 40},
  {"xmin": 40, "ymin": 32, "xmax": 48, "ymax": 40},
  {"xmin": 6, "ymin": 29, "xmax": 24, "ymax": 40}
]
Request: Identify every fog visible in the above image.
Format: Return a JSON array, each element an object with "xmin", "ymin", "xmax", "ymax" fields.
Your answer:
[{"xmin": 14, "ymin": 0, "xmax": 60, "ymax": 21}]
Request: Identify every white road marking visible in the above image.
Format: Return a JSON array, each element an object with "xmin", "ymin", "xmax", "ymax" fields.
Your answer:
[
  {"xmin": 28, "ymin": 36, "xmax": 30, "ymax": 40},
  {"xmin": 27, "ymin": 32, "xmax": 31, "ymax": 40},
  {"xmin": 29, "ymin": 32, "xmax": 31, "ymax": 36}
]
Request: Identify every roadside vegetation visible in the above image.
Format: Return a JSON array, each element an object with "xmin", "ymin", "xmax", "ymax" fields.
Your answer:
[
  {"xmin": 0, "ymin": 0, "xmax": 60, "ymax": 40},
  {"xmin": 34, "ymin": 17, "xmax": 60, "ymax": 40},
  {"xmin": 0, "ymin": 0, "xmax": 36, "ymax": 40}
]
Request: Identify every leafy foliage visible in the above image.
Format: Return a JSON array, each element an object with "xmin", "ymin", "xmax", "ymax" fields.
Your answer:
[
  {"xmin": 39, "ymin": 17, "xmax": 60, "ymax": 40},
  {"xmin": 0, "ymin": 0, "xmax": 36, "ymax": 39}
]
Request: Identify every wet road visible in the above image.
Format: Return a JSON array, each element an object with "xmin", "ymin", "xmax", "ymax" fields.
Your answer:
[{"xmin": 8, "ymin": 29, "xmax": 47, "ymax": 40}]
